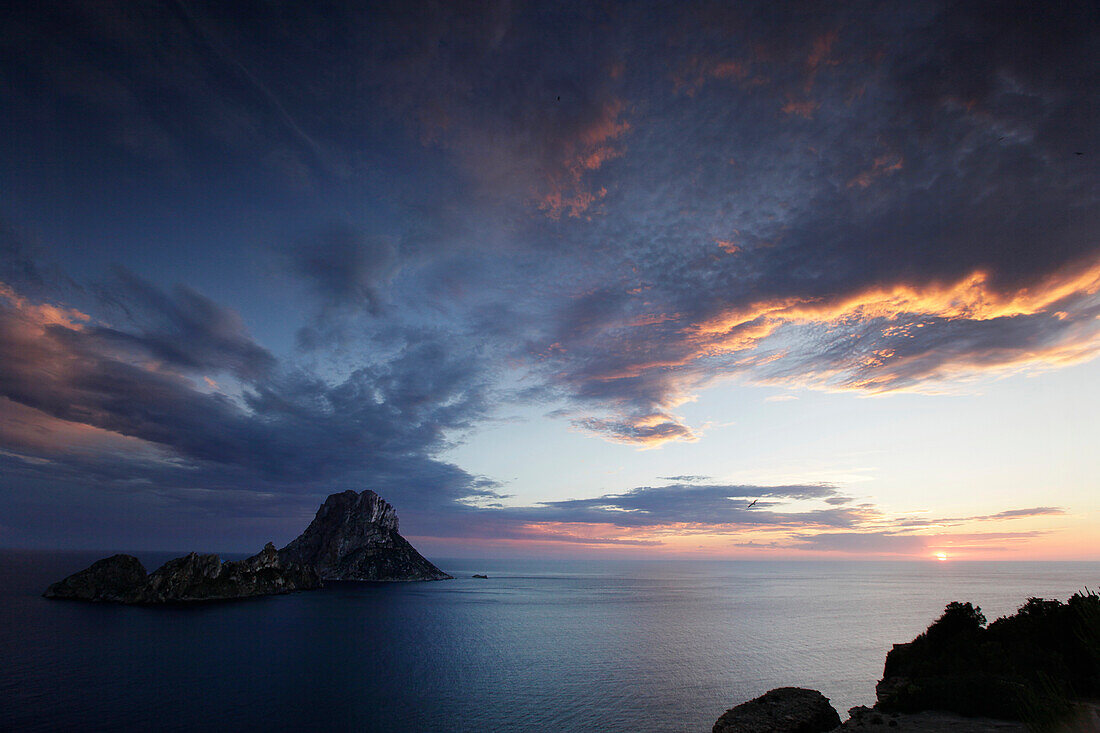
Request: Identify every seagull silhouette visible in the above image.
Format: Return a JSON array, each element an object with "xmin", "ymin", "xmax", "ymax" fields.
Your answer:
[{"xmin": 747, "ymin": 499, "xmax": 758, "ymax": 509}]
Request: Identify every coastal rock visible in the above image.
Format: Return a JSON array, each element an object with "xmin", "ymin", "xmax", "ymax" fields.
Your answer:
[
  {"xmin": 713, "ymin": 687, "xmax": 842, "ymax": 733},
  {"xmin": 42, "ymin": 554, "xmax": 149, "ymax": 603},
  {"xmin": 279, "ymin": 490, "xmax": 451, "ymax": 581},
  {"xmin": 840, "ymin": 705, "xmax": 1026, "ymax": 731},
  {"xmin": 44, "ymin": 543, "xmax": 321, "ymax": 604}
]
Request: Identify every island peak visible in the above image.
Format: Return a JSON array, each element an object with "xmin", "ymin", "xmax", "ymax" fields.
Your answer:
[{"xmin": 279, "ymin": 489, "xmax": 451, "ymax": 581}]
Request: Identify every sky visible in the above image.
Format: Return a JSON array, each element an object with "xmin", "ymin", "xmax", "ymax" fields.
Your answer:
[{"xmin": 1, "ymin": 0, "xmax": 1098, "ymax": 560}]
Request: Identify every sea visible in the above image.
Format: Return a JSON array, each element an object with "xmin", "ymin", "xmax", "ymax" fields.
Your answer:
[{"xmin": 1, "ymin": 551, "xmax": 1096, "ymax": 732}]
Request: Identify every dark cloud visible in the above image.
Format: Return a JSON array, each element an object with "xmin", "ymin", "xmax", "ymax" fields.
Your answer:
[
  {"xmin": 0, "ymin": 279, "xmax": 498, "ymax": 547},
  {"xmin": 984, "ymin": 507, "xmax": 1065, "ymax": 520},
  {"xmin": 895, "ymin": 506, "xmax": 1066, "ymax": 528},
  {"xmin": 787, "ymin": 532, "xmax": 929, "ymax": 555},
  {"xmin": 0, "ymin": 0, "xmax": 344, "ymax": 186},
  {"xmin": 786, "ymin": 529, "xmax": 1051, "ymax": 555},
  {"xmin": 402, "ymin": 482, "xmax": 1063, "ymax": 556},
  {"xmin": 390, "ymin": 479, "xmax": 876, "ymax": 550},
  {"xmin": 823, "ymin": 496, "xmax": 854, "ymax": 505},
  {"xmin": 572, "ymin": 413, "xmax": 697, "ymax": 447},
  {"xmin": 93, "ymin": 269, "xmax": 276, "ymax": 381},
  {"xmin": 508, "ymin": 0, "xmax": 1100, "ymax": 437},
  {"xmin": 1, "ymin": 1, "xmax": 1096, "ymax": 548},
  {"xmin": 403, "ymin": 483, "xmax": 870, "ymax": 540},
  {"xmin": 529, "ymin": 482, "xmax": 862, "ymax": 527},
  {"xmin": 287, "ymin": 225, "xmax": 398, "ymax": 316}
]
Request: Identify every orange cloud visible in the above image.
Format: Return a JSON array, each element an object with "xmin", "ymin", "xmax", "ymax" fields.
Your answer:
[
  {"xmin": 437, "ymin": 498, "xmax": 1079, "ymax": 559},
  {"xmin": 0, "ymin": 397, "xmax": 164, "ymax": 461},
  {"xmin": 628, "ymin": 313, "xmax": 680, "ymax": 328},
  {"xmin": 848, "ymin": 155, "xmax": 904, "ymax": 188},
  {"xmin": 537, "ymin": 99, "xmax": 630, "ymax": 219},
  {"xmin": 696, "ymin": 260, "xmax": 1100, "ymax": 339},
  {"xmin": 671, "ymin": 56, "xmax": 753, "ymax": 96},
  {"xmin": 514, "ymin": 522, "xmax": 664, "ymax": 546},
  {"xmin": 713, "ymin": 60, "xmax": 749, "ymax": 80},
  {"xmin": 692, "ymin": 260, "xmax": 1100, "ymax": 393},
  {"xmin": 573, "ymin": 410, "xmax": 697, "ymax": 448},
  {"xmin": 781, "ymin": 97, "xmax": 820, "ymax": 118},
  {"xmin": 0, "ymin": 282, "xmax": 89, "ymax": 330},
  {"xmin": 568, "ymin": 257, "xmax": 1100, "ymax": 447},
  {"xmin": 804, "ymin": 30, "xmax": 839, "ymax": 92}
]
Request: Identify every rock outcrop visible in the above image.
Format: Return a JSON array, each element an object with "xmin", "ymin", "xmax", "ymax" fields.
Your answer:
[
  {"xmin": 44, "ymin": 543, "xmax": 321, "ymax": 603},
  {"xmin": 278, "ymin": 490, "xmax": 451, "ymax": 581},
  {"xmin": 874, "ymin": 595, "xmax": 1100, "ymax": 722},
  {"xmin": 44, "ymin": 489, "xmax": 450, "ymax": 602},
  {"xmin": 839, "ymin": 706, "xmax": 1026, "ymax": 731},
  {"xmin": 42, "ymin": 554, "xmax": 150, "ymax": 603},
  {"xmin": 713, "ymin": 687, "xmax": 842, "ymax": 733},
  {"xmin": 715, "ymin": 592, "xmax": 1100, "ymax": 733}
]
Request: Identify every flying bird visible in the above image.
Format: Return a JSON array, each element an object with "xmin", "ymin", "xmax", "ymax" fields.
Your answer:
[{"xmin": 747, "ymin": 499, "xmax": 758, "ymax": 509}]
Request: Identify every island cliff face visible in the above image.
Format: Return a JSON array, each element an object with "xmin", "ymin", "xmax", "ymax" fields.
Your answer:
[
  {"xmin": 279, "ymin": 489, "xmax": 452, "ymax": 581},
  {"xmin": 43, "ymin": 543, "xmax": 321, "ymax": 603}
]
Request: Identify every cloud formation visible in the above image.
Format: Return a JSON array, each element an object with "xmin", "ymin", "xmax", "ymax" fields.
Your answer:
[
  {"xmin": 406, "ymin": 478, "xmax": 1066, "ymax": 556},
  {"xmin": 1, "ymin": 1, "xmax": 1096, "ymax": 549},
  {"xmin": 0, "ymin": 277, "xmax": 498, "ymax": 546}
]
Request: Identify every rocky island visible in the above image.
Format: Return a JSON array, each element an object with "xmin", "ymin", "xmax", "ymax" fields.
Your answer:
[
  {"xmin": 43, "ymin": 543, "xmax": 320, "ymax": 603},
  {"xmin": 713, "ymin": 591, "xmax": 1100, "ymax": 732},
  {"xmin": 44, "ymin": 489, "xmax": 449, "ymax": 603},
  {"xmin": 279, "ymin": 489, "xmax": 451, "ymax": 581}
]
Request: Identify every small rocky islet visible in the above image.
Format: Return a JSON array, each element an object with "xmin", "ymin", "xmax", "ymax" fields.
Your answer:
[
  {"xmin": 713, "ymin": 591, "xmax": 1100, "ymax": 732},
  {"xmin": 43, "ymin": 489, "xmax": 449, "ymax": 604}
]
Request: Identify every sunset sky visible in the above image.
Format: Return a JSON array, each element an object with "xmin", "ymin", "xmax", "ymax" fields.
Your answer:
[{"xmin": 1, "ymin": 1, "xmax": 1097, "ymax": 559}]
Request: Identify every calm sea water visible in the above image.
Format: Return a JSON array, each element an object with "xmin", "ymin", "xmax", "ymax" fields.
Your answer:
[{"xmin": 1, "ymin": 552, "xmax": 1096, "ymax": 732}]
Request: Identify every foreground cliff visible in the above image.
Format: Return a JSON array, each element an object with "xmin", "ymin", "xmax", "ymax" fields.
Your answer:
[
  {"xmin": 872, "ymin": 593, "xmax": 1100, "ymax": 729},
  {"xmin": 279, "ymin": 489, "xmax": 452, "ymax": 581},
  {"xmin": 43, "ymin": 543, "xmax": 321, "ymax": 603},
  {"xmin": 714, "ymin": 591, "xmax": 1100, "ymax": 733}
]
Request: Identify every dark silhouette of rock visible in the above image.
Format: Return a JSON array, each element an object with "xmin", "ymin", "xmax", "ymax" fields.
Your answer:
[
  {"xmin": 875, "ymin": 594, "xmax": 1100, "ymax": 723},
  {"xmin": 472, "ymin": 574, "xmax": 488, "ymax": 579},
  {"xmin": 44, "ymin": 543, "xmax": 321, "ymax": 604},
  {"xmin": 140, "ymin": 543, "xmax": 322, "ymax": 602},
  {"xmin": 839, "ymin": 706, "xmax": 1026, "ymax": 731},
  {"xmin": 279, "ymin": 490, "xmax": 451, "ymax": 581},
  {"xmin": 43, "ymin": 554, "xmax": 148, "ymax": 603},
  {"xmin": 716, "ymin": 592, "xmax": 1100, "ymax": 732},
  {"xmin": 712, "ymin": 687, "xmax": 841, "ymax": 733},
  {"xmin": 44, "ymin": 489, "xmax": 448, "ymax": 600}
]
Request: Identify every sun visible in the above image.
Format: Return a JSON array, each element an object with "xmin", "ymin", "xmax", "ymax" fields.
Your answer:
[{"xmin": 934, "ymin": 551, "xmax": 949, "ymax": 561}]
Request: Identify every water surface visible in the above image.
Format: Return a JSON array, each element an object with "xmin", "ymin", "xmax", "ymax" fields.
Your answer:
[{"xmin": 2, "ymin": 552, "xmax": 1095, "ymax": 732}]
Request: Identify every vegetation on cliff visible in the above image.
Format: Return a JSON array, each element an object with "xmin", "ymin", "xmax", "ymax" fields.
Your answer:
[{"xmin": 877, "ymin": 591, "xmax": 1100, "ymax": 727}]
